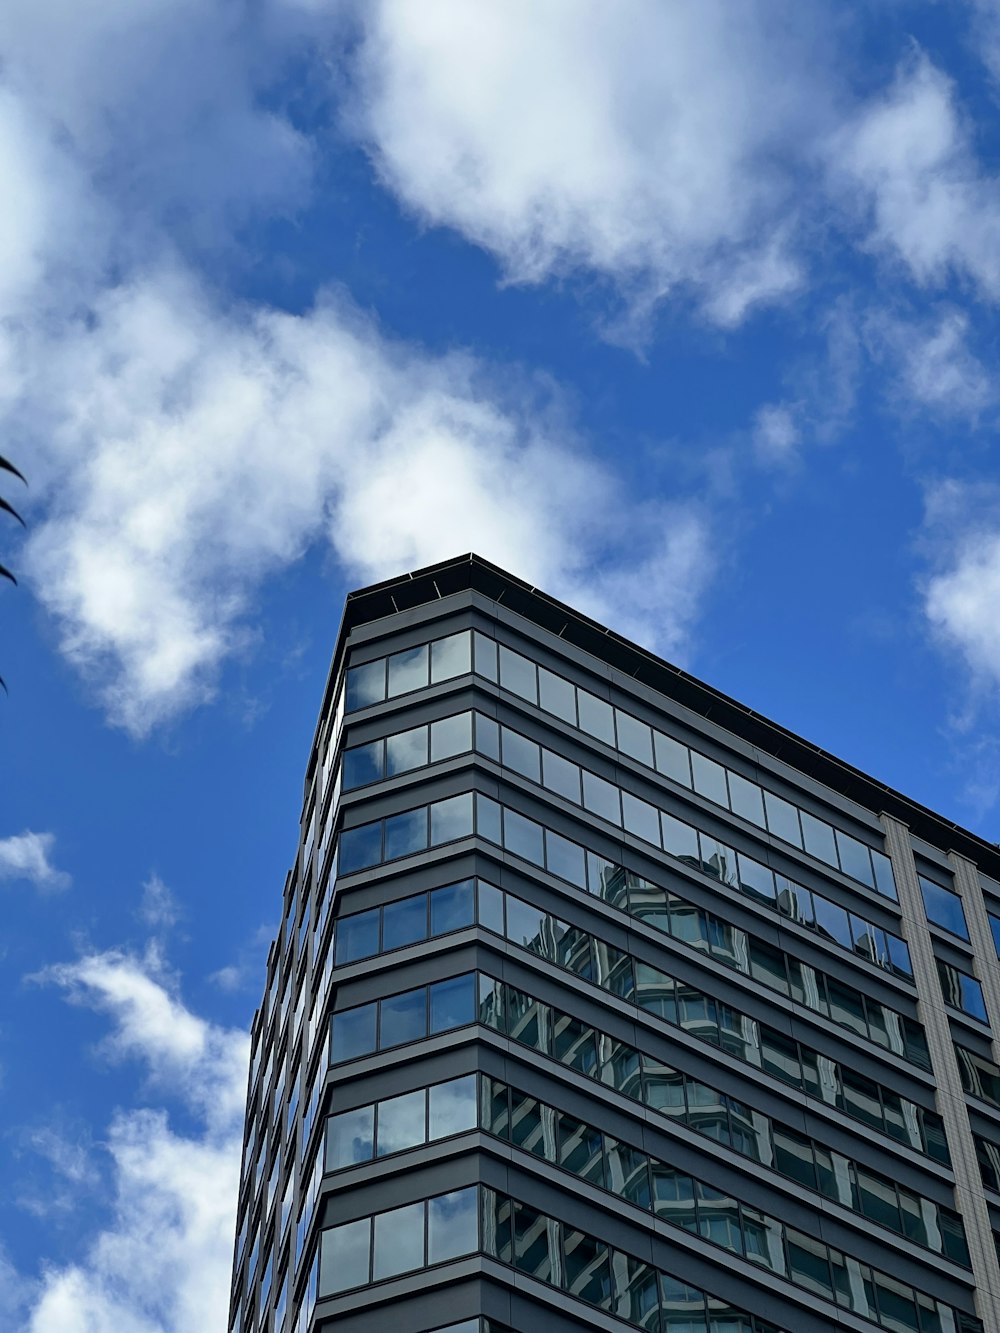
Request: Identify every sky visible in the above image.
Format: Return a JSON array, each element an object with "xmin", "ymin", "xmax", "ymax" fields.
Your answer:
[{"xmin": 3, "ymin": 1, "xmax": 1000, "ymax": 1328}]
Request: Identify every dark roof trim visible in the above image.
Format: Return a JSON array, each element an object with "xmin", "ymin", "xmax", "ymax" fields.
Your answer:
[{"xmin": 317, "ymin": 553, "xmax": 1000, "ymax": 878}]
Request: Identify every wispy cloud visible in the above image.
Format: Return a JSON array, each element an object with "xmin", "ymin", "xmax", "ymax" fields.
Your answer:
[
  {"xmin": 138, "ymin": 875, "xmax": 181, "ymax": 933},
  {"xmin": 0, "ymin": 833, "xmax": 70, "ymax": 892}
]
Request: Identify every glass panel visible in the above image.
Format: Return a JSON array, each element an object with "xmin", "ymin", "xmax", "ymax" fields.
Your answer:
[
  {"xmin": 429, "ymin": 973, "xmax": 475, "ymax": 1032},
  {"xmin": 835, "ymin": 830, "xmax": 875, "ymax": 887},
  {"xmin": 320, "ymin": 1217, "xmax": 370, "ymax": 1294},
  {"xmin": 699, "ymin": 834, "xmax": 736, "ymax": 884},
  {"xmin": 728, "ymin": 772, "xmax": 765, "ymax": 825},
  {"xmin": 761, "ymin": 1029, "xmax": 801, "ymax": 1086},
  {"xmin": 814, "ymin": 895, "xmax": 852, "ymax": 949},
  {"xmin": 660, "ymin": 1274, "xmax": 707, "ymax": 1331},
  {"xmin": 513, "ymin": 1201, "xmax": 558, "ymax": 1284},
  {"xmin": 652, "ymin": 1164, "xmax": 698, "ymax": 1230},
  {"xmin": 373, "ymin": 1200, "xmax": 425, "ymax": 1279},
  {"xmin": 616, "ymin": 711, "xmax": 654, "ymax": 766},
  {"xmin": 482, "ymin": 1077, "xmax": 510, "ymax": 1138},
  {"xmin": 553, "ymin": 1012, "xmax": 598, "ymax": 1075},
  {"xmin": 346, "ymin": 660, "xmax": 385, "ymax": 712},
  {"xmin": 763, "ymin": 790, "xmax": 802, "ymax": 847},
  {"xmin": 577, "ymin": 690, "xmax": 615, "ymax": 745},
  {"xmin": 615, "ymin": 1254, "xmax": 660, "ymax": 1326},
  {"xmin": 826, "ymin": 977, "xmax": 868, "ymax": 1038},
  {"xmin": 653, "ymin": 731, "xmax": 692, "ymax": 786},
  {"xmin": 635, "ymin": 962, "xmax": 677, "ymax": 1022},
  {"xmin": 475, "ymin": 713, "xmax": 500, "ymax": 761},
  {"xmin": 481, "ymin": 1188, "xmax": 512, "ymax": 1264},
  {"xmin": 748, "ymin": 939, "xmax": 788, "ymax": 995},
  {"xmin": 473, "ymin": 631, "xmax": 498, "ymax": 681},
  {"xmin": 387, "ymin": 644, "xmax": 429, "ymax": 698},
  {"xmin": 431, "ymin": 879, "xmax": 475, "ymax": 933},
  {"xmin": 326, "ymin": 1104, "xmax": 375, "ymax": 1171},
  {"xmin": 430, "ymin": 793, "xmax": 474, "ymax": 845},
  {"xmin": 477, "ymin": 881, "xmax": 505, "ymax": 935},
  {"xmin": 558, "ymin": 1113, "xmax": 605, "ymax": 1186},
  {"xmin": 343, "ymin": 741, "xmax": 383, "ymax": 790},
  {"xmin": 511, "ymin": 1091, "xmax": 547, "ymax": 1158},
  {"xmin": 503, "ymin": 808, "xmax": 545, "ymax": 864},
  {"xmin": 920, "ymin": 877, "xmax": 969, "ymax": 940},
  {"xmin": 542, "ymin": 749, "xmax": 581, "ymax": 802},
  {"xmin": 498, "ymin": 645, "xmax": 537, "ymax": 703},
  {"xmin": 331, "ymin": 1003, "xmax": 377, "ymax": 1063},
  {"xmin": 605, "ymin": 1136, "xmax": 651, "ymax": 1208},
  {"xmin": 563, "ymin": 1229, "xmax": 612, "ymax": 1308},
  {"xmin": 382, "ymin": 894, "xmax": 428, "ymax": 951},
  {"xmin": 545, "ymin": 830, "xmax": 587, "ymax": 887},
  {"xmin": 661, "ymin": 811, "xmax": 700, "ymax": 862},
  {"xmin": 381, "ymin": 987, "xmax": 426, "ymax": 1047},
  {"xmin": 386, "ymin": 725, "xmax": 428, "ymax": 775},
  {"xmin": 429, "ymin": 1075, "xmax": 477, "ymax": 1139},
  {"xmin": 691, "ymin": 752, "xmax": 728, "ymax": 807},
  {"xmin": 335, "ymin": 909, "xmax": 380, "ymax": 965},
  {"xmin": 736, "ymin": 853, "xmax": 775, "ymax": 903},
  {"xmin": 539, "ymin": 666, "xmax": 577, "ymax": 724},
  {"xmin": 697, "ymin": 1183, "xmax": 742, "ymax": 1252},
  {"xmin": 871, "ymin": 849, "xmax": 897, "ymax": 900},
  {"xmin": 506, "ymin": 894, "xmax": 547, "ymax": 950},
  {"xmin": 801, "ymin": 811, "xmax": 837, "ymax": 864},
  {"xmin": 431, "ymin": 712, "xmax": 472, "ymax": 761},
  {"xmin": 377, "ymin": 1089, "xmax": 426, "ymax": 1156},
  {"xmin": 502, "ymin": 727, "xmax": 542, "ymax": 782},
  {"xmin": 622, "ymin": 792, "xmax": 660, "ymax": 844},
  {"xmin": 786, "ymin": 1229, "xmax": 833, "ymax": 1300},
  {"xmin": 384, "ymin": 808, "xmax": 428, "ymax": 860},
  {"xmin": 428, "ymin": 1187, "xmax": 477, "ymax": 1264},
  {"xmin": 582, "ymin": 771, "xmax": 621, "ymax": 825},
  {"xmin": 431, "ymin": 631, "xmax": 472, "ymax": 682},
  {"xmin": 339, "ymin": 822, "xmax": 382, "ymax": 875},
  {"xmin": 476, "ymin": 793, "xmax": 502, "ymax": 845},
  {"xmin": 989, "ymin": 913, "xmax": 1000, "ymax": 958},
  {"xmin": 776, "ymin": 875, "xmax": 813, "ymax": 925}
]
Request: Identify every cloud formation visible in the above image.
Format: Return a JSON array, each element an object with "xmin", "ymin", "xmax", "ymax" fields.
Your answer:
[
  {"xmin": 22, "ymin": 949, "xmax": 248, "ymax": 1332},
  {"xmin": 0, "ymin": 832, "xmax": 71, "ymax": 891}
]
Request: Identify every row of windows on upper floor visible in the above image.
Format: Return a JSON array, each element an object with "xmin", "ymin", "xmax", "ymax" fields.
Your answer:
[
  {"xmin": 318, "ymin": 1184, "xmax": 788, "ymax": 1333},
  {"xmin": 342, "ymin": 708, "xmax": 917, "ymax": 982},
  {"xmin": 329, "ymin": 970, "xmax": 949, "ymax": 1167},
  {"xmin": 324, "ymin": 1071, "xmax": 967, "ymax": 1266},
  {"xmin": 332, "ymin": 873, "xmax": 931, "ymax": 1077},
  {"xmin": 343, "ymin": 628, "xmax": 899, "ymax": 902}
]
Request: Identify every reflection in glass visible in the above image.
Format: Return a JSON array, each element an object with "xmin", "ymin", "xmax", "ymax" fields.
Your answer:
[
  {"xmin": 320, "ymin": 1216, "xmax": 370, "ymax": 1294},
  {"xmin": 373, "ymin": 1200, "xmax": 424, "ymax": 1279},
  {"xmin": 616, "ymin": 711, "xmax": 654, "ymax": 766},
  {"xmin": 431, "ymin": 879, "xmax": 475, "ymax": 933},
  {"xmin": 331, "ymin": 1003, "xmax": 377, "ymax": 1064},
  {"xmin": 346, "ymin": 660, "xmax": 385, "ymax": 712},
  {"xmin": 377, "ymin": 1089, "xmax": 426, "ymax": 1156},
  {"xmin": 539, "ymin": 666, "xmax": 576, "ymax": 723},
  {"xmin": 763, "ymin": 790, "xmax": 801, "ymax": 847},
  {"xmin": 386, "ymin": 725, "xmax": 428, "ymax": 775},
  {"xmin": 326, "ymin": 1104, "xmax": 375, "ymax": 1171},
  {"xmin": 343, "ymin": 740, "xmax": 383, "ymax": 790},
  {"xmin": 582, "ymin": 771, "xmax": 621, "ymax": 825},
  {"xmin": 428, "ymin": 1187, "xmax": 477, "ymax": 1264},
  {"xmin": 542, "ymin": 749, "xmax": 581, "ymax": 802},
  {"xmin": 339, "ymin": 822, "xmax": 382, "ymax": 875},
  {"xmin": 380, "ymin": 987, "xmax": 426, "ymax": 1047},
  {"xmin": 577, "ymin": 690, "xmax": 615, "ymax": 745},
  {"xmin": 429, "ymin": 973, "xmax": 475, "ymax": 1032},
  {"xmin": 335, "ymin": 909, "xmax": 379, "ymax": 965},
  {"xmin": 564, "ymin": 1228, "xmax": 612, "ymax": 1308},
  {"xmin": 384, "ymin": 808, "xmax": 427, "ymax": 861},
  {"xmin": 431, "ymin": 631, "xmax": 472, "ymax": 683},
  {"xmin": 501, "ymin": 726, "xmax": 542, "ymax": 782},
  {"xmin": 382, "ymin": 893, "xmax": 427, "ymax": 951},
  {"xmin": 728, "ymin": 771, "xmax": 765, "ymax": 825},
  {"xmin": 503, "ymin": 808, "xmax": 545, "ymax": 865},
  {"xmin": 498, "ymin": 645, "xmax": 537, "ymax": 703},
  {"xmin": 473, "ymin": 631, "xmax": 498, "ymax": 681},
  {"xmin": 429, "ymin": 1075, "xmax": 477, "ymax": 1139},
  {"xmin": 654, "ymin": 730, "xmax": 691, "ymax": 785},
  {"xmin": 430, "ymin": 793, "xmax": 474, "ymax": 845}
]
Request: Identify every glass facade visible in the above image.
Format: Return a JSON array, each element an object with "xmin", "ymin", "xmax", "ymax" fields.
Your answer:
[{"xmin": 231, "ymin": 558, "xmax": 994, "ymax": 1333}]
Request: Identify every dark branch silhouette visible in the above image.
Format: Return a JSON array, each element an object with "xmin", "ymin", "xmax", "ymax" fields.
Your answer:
[{"xmin": 0, "ymin": 453, "xmax": 26, "ymax": 692}]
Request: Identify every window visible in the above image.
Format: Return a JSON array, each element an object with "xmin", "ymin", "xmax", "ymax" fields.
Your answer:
[
  {"xmin": 937, "ymin": 959, "xmax": 988, "ymax": 1023},
  {"xmin": 919, "ymin": 875, "xmax": 968, "ymax": 939}
]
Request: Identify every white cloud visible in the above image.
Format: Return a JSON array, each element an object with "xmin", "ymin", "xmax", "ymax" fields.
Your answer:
[
  {"xmin": 752, "ymin": 404, "xmax": 801, "ymax": 467},
  {"xmin": 829, "ymin": 52, "xmax": 1000, "ymax": 298},
  {"xmin": 869, "ymin": 308, "xmax": 994, "ymax": 421},
  {"xmin": 342, "ymin": 0, "xmax": 825, "ymax": 323},
  {"xmin": 138, "ymin": 875, "xmax": 181, "ymax": 933},
  {"xmin": 0, "ymin": 832, "xmax": 71, "ymax": 891},
  {"xmin": 923, "ymin": 481, "xmax": 1000, "ymax": 693},
  {"xmin": 21, "ymin": 949, "xmax": 248, "ymax": 1333}
]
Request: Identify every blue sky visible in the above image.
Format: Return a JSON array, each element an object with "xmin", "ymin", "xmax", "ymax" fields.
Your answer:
[{"xmin": 3, "ymin": 1, "xmax": 1000, "ymax": 1327}]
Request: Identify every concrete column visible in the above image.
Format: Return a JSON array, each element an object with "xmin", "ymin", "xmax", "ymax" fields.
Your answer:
[{"xmin": 881, "ymin": 814, "xmax": 1000, "ymax": 1328}]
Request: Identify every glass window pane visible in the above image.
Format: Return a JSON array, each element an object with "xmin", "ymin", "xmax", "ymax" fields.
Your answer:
[
  {"xmin": 326, "ymin": 1104, "xmax": 375, "ymax": 1171},
  {"xmin": 506, "ymin": 894, "xmax": 545, "ymax": 949},
  {"xmin": 801, "ymin": 811, "xmax": 837, "ymax": 865},
  {"xmin": 660, "ymin": 1274, "xmax": 707, "ymax": 1331},
  {"xmin": 335, "ymin": 908, "xmax": 380, "ymax": 965},
  {"xmin": 377, "ymin": 1089, "xmax": 426, "ymax": 1156},
  {"xmin": 919, "ymin": 877, "xmax": 969, "ymax": 940},
  {"xmin": 616, "ymin": 711, "xmax": 654, "ymax": 766},
  {"xmin": 871, "ymin": 849, "xmax": 897, "ymax": 900},
  {"xmin": 430, "ymin": 793, "xmax": 474, "ymax": 845},
  {"xmin": 558, "ymin": 1113, "xmax": 605, "ymax": 1186},
  {"xmin": 346, "ymin": 660, "xmax": 385, "ymax": 712},
  {"xmin": 539, "ymin": 667, "xmax": 576, "ymax": 724},
  {"xmin": 835, "ymin": 830, "xmax": 875, "ymax": 886},
  {"xmin": 776, "ymin": 875, "xmax": 813, "ymax": 924},
  {"xmin": 553, "ymin": 1012, "xmax": 597, "ymax": 1075},
  {"xmin": 728, "ymin": 772, "xmax": 765, "ymax": 825},
  {"xmin": 320, "ymin": 1217, "xmax": 370, "ymax": 1294},
  {"xmin": 814, "ymin": 895, "xmax": 852, "ymax": 949},
  {"xmin": 343, "ymin": 741, "xmax": 383, "ymax": 790},
  {"xmin": 654, "ymin": 731, "xmax": 691, "ymax": 785},
  {"xmin": 542, "ymin": 749, "xmax": 581, "ymax": 802},
  {"xmin": 887, "ymin": 932, "xmax": 912, "ymax": 978},
  {"xmin": 635, "ymin": 962, "xmax": 677, "ymax": 1023},
  {"xmin": 473, "ymin": 631, "xmax": 498, "ymax": 681},
  {"xmin": 605, "ymin": 1136, "xmax": 651, "ymax": 1209},
  {"xmin": 477, "ymin": 881, "xmax": 505, "ymax": 934},
  {"xmin": 510, "ymin": 1091, "xmax": 548, "ymax": 1158},
  {"xmin": 429, "ymin": 1075, "xmax": 477, "ymax": 1139},
  {"xmin": 428, "ymin": 1187, "xmax": 477, "ymax": 1265},
  {"xmin": 503, "ymin": 808, "xmax": 545, "ymax": 864},
  {"xmin": 499, "ymin": 645, "xmax": 537, "ymax": 703},
  {"xmin": 577, "ymin": 690, "xmax": 615, "ymax": 745},
  {"xmin": 652, "ymin": 1163, "xmax": 698, "ymax": 1230},
  {"xmin": 736, "ymin": 852, "xmax": 775, "ymax": 903},
  {"xmin": 615, "ymin": 1254, "xmax": 660, "ymax": 1326},
  {"xmin": 431, "ymin": 712, "xmax": 472, "ymax": 762},
  {"xmin": 373, "ymin": 1200, "xmax": 425, "ymax": 1279},
  {"xmin": 431, "ymin": 880, "xmax": 475, "ymax": 933},
  {"xmin": 431, "ymin": 631, "xmax": 471, "ymax": 683},
  {"xmin": 563, "ymin": 1229, "xmax": 612, "ymax": 1308},
  {"xmin": 384, "ymin": 808, "xmax": 428, "ymax": 860},
  {"xmin": 545, "ymin": 830, "xmax": 586, "ymax": 887},
  {"xmin": 380, "ymin": 987, "xmax": 426, "ymax": 1047},
  {"xmin": 476, "ymin": 793, "xmax": 502, "ymax": 845},
  {"xmin": 699, "ymin": 834, "xmax": 736, "ymax": 885},
  {"xmin": 513, "ymin": 1201, "xmax": 558, "ymax": 1283},
  {"xmin": 582, "ymin": 770, "xmax": 621, "ymax": 824},
  {"xmin": 339, "ymin": 822, "xmax": 382, "ymax": 875},
  {"xmin": 622, "ymin": 792, "xmax": 660, "ymax": 844},
  {"xmin": 430, "ymin": 973, "xmax": 475, "ymax": 1032},
  {"xmin": 786, "ymin": 1229, "xmax": 833, "ymax": 1300},
  {"xmin": 331, "ymin": 1003, "xmax": 377, "ymax": 1064},
  {"xmin": 387, "ymin": 644, "xmax": 429, "ymax": 698},
  {"xmin": 661, "ymin": 811, "xmax": 700, "ymax": 862},
  {"xmin": 764, "ymin": 790, "xmax": 802, "ymax": 847},
  {"xmin": 386, "ymin": 725, "xmax": 428, "ymax": 775},
  {"xmin": 501, "ymin": 727, "xmax": 541, "ymax": 782},
  {"xmin": 475, "ymin": 713, "xmax": 500, "ymax": 761},
  {"xmin": 383, "ymin": 893, "xmax": 428, "ymax": 950},
  {"xmin": 691, "ymin": 752, "xmax": 728, "ymax": 807}
]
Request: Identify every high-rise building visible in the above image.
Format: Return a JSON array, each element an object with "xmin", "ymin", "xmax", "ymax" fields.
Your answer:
[{"xmin": 230, "ymin": 553, "xmax": 1000, "ymax": 1333}]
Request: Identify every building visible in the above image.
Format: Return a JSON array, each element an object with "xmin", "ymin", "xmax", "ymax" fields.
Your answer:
[{"xmin": 229, "ymin": 553, "xmax": 1000, "ymax": 1333}]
